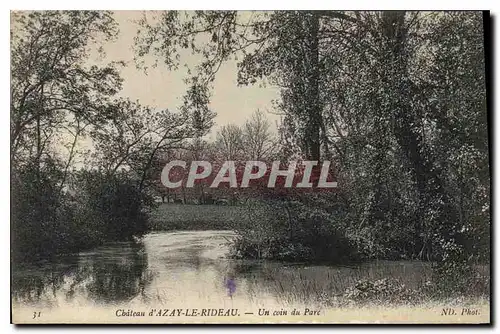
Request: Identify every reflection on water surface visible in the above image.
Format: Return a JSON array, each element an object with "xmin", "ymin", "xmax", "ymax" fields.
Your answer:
[{"xmin": 12, "ymin": 230, "xmax": 434, "ymax": 308}]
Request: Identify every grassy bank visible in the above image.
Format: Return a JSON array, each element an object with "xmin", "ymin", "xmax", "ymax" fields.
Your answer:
[
  {"xmin": 236, "ymin": 261, "xmax": 490, "ymax": 307},
  {"xmin": 149, "ymin": 203, "xmax": 247, "ymax": 231}
]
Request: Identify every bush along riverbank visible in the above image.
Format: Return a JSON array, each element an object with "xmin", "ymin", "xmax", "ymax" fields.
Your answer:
[
  {"xmin": 226, "ymin": 194, "xmax": 489, "ymax": 300},
  {"xmin": 11, "ymin": 167, "xmax": 151, "ymax": 263}
]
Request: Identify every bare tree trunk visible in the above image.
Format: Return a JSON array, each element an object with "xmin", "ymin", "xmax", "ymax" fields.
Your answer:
[
  {"xmin": 303, "ymin": 12, "xmax": 322, "ymax": 186},
  {"xmin": 36, "ymin": 84, "xmax": 44, "ymax": 175},
  {"xmin": 59, "ymin": 119, "xmax": 83, "ymax": 195},
  {"xmin": 304, "ymin": 11, "xmax": 321, "ymax": 164},
  {"xmin": 181, "ymin": 185, "xmax": 186, "ymax": 204}
]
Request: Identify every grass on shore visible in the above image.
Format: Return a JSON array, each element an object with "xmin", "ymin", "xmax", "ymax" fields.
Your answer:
[
  {"xmin": 245, "ymin": 263, "xmax": 489, "ymax": 307},
  {"xmin": 149, "ymin": 203, "xmax": 246, "ymax": 231}
]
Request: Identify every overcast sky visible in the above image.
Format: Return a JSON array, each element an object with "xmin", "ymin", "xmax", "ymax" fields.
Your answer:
[{"xmin": 92, "ymin": 11, "xmax": 281, "ymax": 141}]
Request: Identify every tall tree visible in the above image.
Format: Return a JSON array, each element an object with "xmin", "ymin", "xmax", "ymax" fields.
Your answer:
[
  {"xmin": 242, "ymin": 109, "xmax": 275, "ymax": 161},
  {"xmin": 214, "ymin": 124, "xmax": 244, "ymax": 161},
  {"xmin": 136, "ymin": 10, "xmax": 489, "ymax": 265},
  {"xmin": 11, "ymin": 11, "xmax": 123, "ymax": 170},
  {"xmin": 135, "ymin": 11, "xmax": 357, "ymax": 162}
]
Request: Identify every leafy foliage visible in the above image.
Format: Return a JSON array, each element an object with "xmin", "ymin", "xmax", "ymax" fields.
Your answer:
[
  {"xmin": 11, "ymin": 11, "xmax": 209, "ymax": 261},
  {"xmin": 136, "ymin": 11, "xmax": 489, "ymax": 295}
]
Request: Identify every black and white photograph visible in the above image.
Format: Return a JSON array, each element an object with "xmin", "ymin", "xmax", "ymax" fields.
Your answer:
[{"xmin": 9, "ymin": 9, "xmax": 491, "ymax": 324}]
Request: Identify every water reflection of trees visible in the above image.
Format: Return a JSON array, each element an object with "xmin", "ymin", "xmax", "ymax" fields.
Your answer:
[
  {"xmin": 12, "ymin": 258, "xmax": 78, "ymax": 305},
  {"xmin": 12, "ymin": 241, "xmax": 154, "ymax": 305}
]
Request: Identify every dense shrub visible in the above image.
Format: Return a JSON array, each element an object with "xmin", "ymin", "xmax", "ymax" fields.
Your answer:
[
  {"xmin": 73, "ymin": 171, "xmax": 151, "ymax": 242},
  {"xmin": 12, "ymin": 161, "xmax": 70, "ymax": 262},
  {"xmin": 11, "ymin": 165, "xmax": 152, "ymax": 263},
  {"xmin": 229, "ymin": 198, "xmax": 360, "ymax": 264}
]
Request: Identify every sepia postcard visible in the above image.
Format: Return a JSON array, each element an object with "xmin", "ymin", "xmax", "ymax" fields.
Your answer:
[{"xmin": 10, "ymin": 10, "xmax": 491, "ymax": 324}]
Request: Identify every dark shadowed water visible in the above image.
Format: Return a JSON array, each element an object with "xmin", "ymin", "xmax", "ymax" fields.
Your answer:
[{"xmin": 12, "ymin": 231, "xmax": 434, "ymax": 309}]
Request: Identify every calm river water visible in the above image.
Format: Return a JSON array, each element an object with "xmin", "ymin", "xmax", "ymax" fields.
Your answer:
[{"xmin": 12, "ymin": 231, "xmax": 434, "ymax": 310}]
